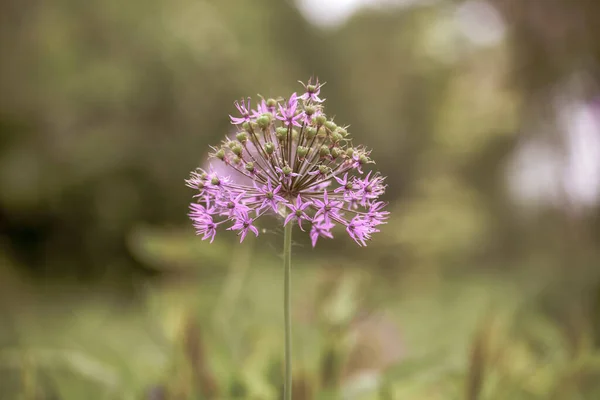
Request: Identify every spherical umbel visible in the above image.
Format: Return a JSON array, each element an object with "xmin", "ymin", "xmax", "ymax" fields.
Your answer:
[{"xmin": 186, "ymin": 78, "xmax": 389, "ymax": 246}]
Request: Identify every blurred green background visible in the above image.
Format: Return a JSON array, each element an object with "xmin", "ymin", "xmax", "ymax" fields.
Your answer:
[{"xmin": 1, "ymin": 0, "xmax": 600, "ymax": 399}]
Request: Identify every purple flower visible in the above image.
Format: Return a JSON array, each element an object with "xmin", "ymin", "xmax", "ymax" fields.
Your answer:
[
  {"xmin": 346, "ymin": 216, "xmax": 377, "ymax": 247},
  {"xmin": 309, "ymin": 218, "xmax": 335, "ymax": 247},
  {"xmin": 300, "ymin": 77, "xmax": 325, "ymax": 103},
  {"xmin": 312, "ymin": 190, "xmax": 343, "ymax": 223},
  {"xmin": 189, "ymin": 203, "xmax": 218, "ymax": 243},
  {"xmin": 277, "ymin": 93, "xmax": 303, "ymax": 127},
  {"xmin": 216, "ymin": 191, "xmax": 249, "ymax": 218},
  {"xmin": 355, "ymin": 171, "xmax": 387, "ymax": 205},
  {"xmin": 228, "ymin": 212, "xmax": 260, "ymax": 242},
  {"xmin": 230, "ymin": 98, "xmax": 252, "ymax": 125},
  {"xmin": 284, "ymin": 195, "xmax": 312, "ymax": 231},
  {"xmin": 252, "ymin": 99, "xmax": 277, "ymax": 117},
  {"xmin": 256, "ymin": 180, "xmax": 286, "ymax": 213},
  {"xmin": 186, "ymin": 78, "xmax": 388, "ymax": 247},
  {"xmin": 333, "ymin": 173, "xmax": 357, "ymax": 200}
]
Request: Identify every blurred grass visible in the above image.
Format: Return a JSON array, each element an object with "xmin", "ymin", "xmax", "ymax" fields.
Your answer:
[{"xmin": 2, "ymin": 229, "xmax": 600, "ymax": 399}]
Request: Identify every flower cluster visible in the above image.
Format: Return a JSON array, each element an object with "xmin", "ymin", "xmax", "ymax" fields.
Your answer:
[{"xmin": 186, "ymin": 78, "xmax": 388, "ymax": 247}]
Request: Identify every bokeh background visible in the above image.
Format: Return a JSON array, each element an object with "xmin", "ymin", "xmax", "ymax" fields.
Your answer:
[{"xmin": 1, "ymin": 0, "xmax": 600, "ymax": 399}]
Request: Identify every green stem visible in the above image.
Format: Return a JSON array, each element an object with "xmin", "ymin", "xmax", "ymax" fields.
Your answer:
[{"xmin": 283, "ymin": 222, "xmax": 293, "ymax": 400}]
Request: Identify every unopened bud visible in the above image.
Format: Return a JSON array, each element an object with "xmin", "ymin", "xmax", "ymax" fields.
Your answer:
[
  {"xmin": 304, "ymin": 105, "xmax": 316, "ymax": 116},
  {"xmin": 297, "ymin": 146, "xmax": 309, "ymax": 158},
  {"xmin": 236, "ymin": 132, "xmax": 248, "ymax": 143},
  {"xmin": 282, "ymin": 166, "xmax": 292, "ymax": 176},
  {"xmin": 346, "ymin": 148, "xmax": 355, "ymax": 157},
  {"xmin": 231, "ymin": 144, "xmax": 243, "ymax": 156},
  {"xmin": 211, "ymin": 177, "xmax": 220, "ymax": 185},
  {"xmin": 325, "ymin": 121, "xmax": 337, "ymax": 131},
  {"xmin": 359, "ymin": 155, "xmax": 369, "ymax": 165},
  {"xmin": 264, "ymin": 142, "xmax": 274, "ymax": 154},
  {"xmin": 314, "ymin": 115, "xmax": 327, "ymax": 126},
  {"xmin": 305, "ymin": 127, "xmax": 317, "ymax": 140},
  {"xmin": 331, "ymin": 132, "xmax": 343, "ymax": 143},
  {"xmin": 245, "ymin": 162, "xmax": 255, "ymax": 172},
  {"xmin": 319, "ymin": 165, "xmax": 330, "ymax": 174},
  {"xmin": 215, "ymin": 149, "xmax": 225, "ymax": 160},
  {"xmin": 242, "ymin": 122, "xmax": 250, "ymax": 130},
  {"xmin": 331, "ymin": 147, "xmax": 342, "ymax": 158},
  {"xmin": 276, "ymin": 127, "xmax": 287, "ymax": 141},
  {"xmin": 266, "ymin": 98, "xmax": 277, "ymax": 108},
  {"xmin": 336, "ymin": 127, "xmax": 348, "ymax": 137},
  {"xmin": 257, "ymin": 113, "xmax": 271, "ymax": 129},
  {"xmin": 320, "ymin": 145, "xmax": 330, "ymax": 157},
  {"xmin": 232, "ymin": 155, "xmax": 241, "ymax": 164}
]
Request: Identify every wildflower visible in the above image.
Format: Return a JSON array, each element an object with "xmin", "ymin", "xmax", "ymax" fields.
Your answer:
[
  {"xmin": 186, "ymin": 79, "xmax": 388, "ymax": 246},
  {"xmin": 299, "ymin": 77, "xmax": 325, "ymax": 103},
  {"xmin": 277, "ymin": 93, "xmax": 303, "ymax": 127},
  {"xmin": 312, "ymin": 190, "xmax": 344, "ymax": 223},
  {"xmin": 186, "ymin": 78, "xmax": 390, "ymax": 400},
  {"xmin": 189, "ymin": 203, "xmax": 218, "ymax": 243},
  {"xmin": 284, "ymin": 195, "xmax": 312, "ymax": 231},
  {"xmin": 229, "ymin": 98, "xmax": 252, "ymax": 125},
  {"xmin": 309, "ymin": 218, "xmax": 335, "ymax": 247},
  {"xmin": 228, "ymin": 211, "xmax": 260, "ymax": 242}
]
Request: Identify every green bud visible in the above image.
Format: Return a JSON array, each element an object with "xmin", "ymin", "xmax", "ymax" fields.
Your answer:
[
  {"xmin": 276, "ymin": 127, "xmax": 288, "ymax": 141},
  {"xmin": 211, "ymin": 177, "xmax": 220, "ymax": 185},
  {"xmin": 331, "ymin": 132, "xmax": 343, "ymax": 143},
  {"xmin": 304, "ymin": 105, "xmax": 316, "ymax": 116},
  {"xmin": 197, "ymin": 181, "xmax": 205, "ymax": 190},
  {"xmin": 346, "ymin": 148, "xmax": 355, "ymax": 157},
  {"xmin": 231, "ymin": 144, "xmax": 243, "ymax": 156},
  {"xmin": 320, "ymin": 145, "xmax": 331, "ymax": 157},
  {"xmin": 297, "ymin": 146, "xmax": 309, "ymax": 158},
  {"xmin": 307, "ymin": 84, "xmax": 317, "ymax": 93},
  {"xmin": 282, "ymin": 166, "xmax": 292, "ymax": 176},
  {"xmin": 264, "ymin": 142, "xmax": 274, "ymax": 155},
  {"xmin": 305, "ymin": 127, "xmax": 317, "ymax": 140},
  {"xmin": 215, "ymin": 149, "xmax": 225, "ymax": 160},
  {"xmin": 291, "ymin": 129, "xmax": 299, "ymax": 140},
  {"xmin": 236, "ymin": 132, "xmax": 248, "ymax": 143},
  {"xmin": 319, "ymin": 165, "xmax": 330, "ymax": 174},
  {"xmin": 336, "ymin": 127, "xmax": 348, "ymax": 137},
  {"xmin": 257, "ymin": 113, "xmax": 271, "ymax": 129},
  {"xmin": 245, "ymin": 162, "xmax": 254, "ymax": 172},
  {"xmin": 314, "ymin": 115, "xmax": 327, "ymax": 126},
  {"xmin": 266, "ymin": 98, "xmax": 277, "ymax": 108},
  {"xmin": 232, "ymin": 155, "xmax": 241, "ymax": 164},
  {"xmin": 242, "ymin": 122, "xmax": 250, "ymax": 131},
  {"xmin": 325, "ymin": 121, "xmax": 337, "ymax": 131},
  {"xmin": 359, "ymin": 155, "xmax": 369, "ymax": 165},
  {"xmin": 331, "ymin": 147, "xmax": 342, "ymax": 158}
]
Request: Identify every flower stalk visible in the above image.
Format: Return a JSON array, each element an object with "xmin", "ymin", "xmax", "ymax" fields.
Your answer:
[
  {"xmin": 283, "ymin": 221, "xmax": 293, "ymax": 400},
  {"xmin": 185, "ymin": 78, "xmax": 390, "ymax": 396}
]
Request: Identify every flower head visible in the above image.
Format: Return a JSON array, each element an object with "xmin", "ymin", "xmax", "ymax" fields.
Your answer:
[
  {"xmin": 284, "ymin": 195, "xmax": 312, "ymax": 231},
  {"xmin": 186, "ymin": 79, "xmax": 388, "ymax": 246},
  {"xmin": 300, "ymin": 77, "xmax": 325, "ymax": 103},
  {"xmin": 230, "ymin": 98, "xmax": 252, "ymax": 125}
]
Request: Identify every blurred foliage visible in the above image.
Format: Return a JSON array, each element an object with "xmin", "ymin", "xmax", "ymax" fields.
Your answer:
[{"xmin": 1, "ymin": 0, "xmax": 600, "ymax": 398}]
